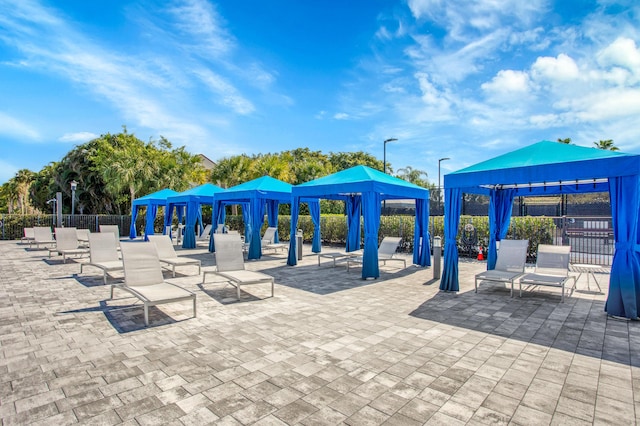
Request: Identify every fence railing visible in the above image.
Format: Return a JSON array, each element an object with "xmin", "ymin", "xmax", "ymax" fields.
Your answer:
[{"xmin": 1, "ymin": 213, "xmax": 613, "ymax": 266}]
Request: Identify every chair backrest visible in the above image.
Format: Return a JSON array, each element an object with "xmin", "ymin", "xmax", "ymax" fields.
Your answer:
[
  {"xmin": 99, "ymin": 224, "xmax": 120, "ymax": 237},
  {"xmin": 214, "ymin": 233, "xmax": 245, "ymax": 272},
  {"xmin": 215, "ymin": 224, "xmax": 225, "ymax": 234},
  {"xmin": 198, "ymin": 224, "xmax": 213, "ymax": 240},
  {"xmin": 88, "ymin": 232, "xmax": 119, "ymax": 263},
  {"xmin": 54, "ymin": 227, "xmax": 80, "ymax": 250},
  {"xmin": 261, "ymin": 227, "xmax": 277, "ymax": 245},
  {"xmin": 534, "ymin": 244, "xmax": 571, "ymax": 277},
  {"xmin": 76, "ymin": 229, "xmax": 90, "ymax": 241},
  {"xmin": 147, "ymin": 235, "xmax": 177, "ymax": 258},
  {"xmin": 378, "ymin": 237, "xmax": 402, "ymax": 260},
  {"xmin": 120, "ymin": 242, "xmax": 164, "ymax": 287},
  {"xmin": 34, "ymin": 226, "xmax": 53, "ymax": 241},
  {"xmin": 494, "ymin": 239, "xmax": 529, "ymax": 273},
  {"xmin": 24, "ymin": 228, "xmax": 35, "ymax": 238}
]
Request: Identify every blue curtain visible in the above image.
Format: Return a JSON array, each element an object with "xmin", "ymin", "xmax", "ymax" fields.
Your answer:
[
  {"xmin": 241, "ymin": 202, "xmax": 251, "ymax": 243},
  {"xmin": 440, "ymin": 188, "xmax": 462, "ymax": 291},
  {"xmin": 164, "ymin": 204, "xmax": 174, "ymax": 233},
  {"xmin": 267, "ymin": 200, "xmax": 280, "ymax": 242},
  {"xmin": 309, "ymin": 199, "xmax": 321, "ymax": 253},
  {"xmin": 287, "ymin": 197, "xmax": 300, "ymax": 266},
  {"xmin": 487, "ymin": 189, "xmax": 516, "ymax": 270},
  {"xmin": 346, "ymin": 195, "xmax": 362, "ymax": 252},
  {"xmin": 129, "ymin": 206, "xmax": 139, "ymax": 239},
  {"xmin": 209, "ymin": 200, "xmax": 222, "ymax": 252},
  {"xmin": 605, "ymin": 176, "xmax": 640, "ymax": 319},
  {"xmin": 248, "ymin": 201, "xmax": 265, "ymax": 260},
  {"xmin": 197, "ymin": 207, "xmax": 204, "ymax": 236},
  {"xmin": 182, "ymin": 200, "xmax": 197, "ymax": 248},
  {"xmin": 362, "ymin": 192, "xmax": 381, "ymax": 279},
  {"xmin": 413, "ymin": 198, "xmax": 431, "ymax": 266},
  {"xmin": 144, "ymin": 204, "xmax": 158, "ymax": 241}
]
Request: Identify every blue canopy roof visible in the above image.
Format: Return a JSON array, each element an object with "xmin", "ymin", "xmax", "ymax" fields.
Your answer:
[
  {"xmin": 446, "ymin": 141, "xmax": 640, "ymax": 195},
  {"xmin": 213, "ymin": 176, "xmax": 292, "ymax": 203},
  {"xmin": 166, "ymin": 183, "xmax": 224, "ymax": 205},
  {"xmin": 441, "ymin": 140, "xmax": 640, "ymax": 320},
  {"xmin": 294, "ymin": 165, "xmax": 429, "ymax": 200},
  {"xmin": 131, "ymin": 188, "xmax": 179, "ymax": 207}
]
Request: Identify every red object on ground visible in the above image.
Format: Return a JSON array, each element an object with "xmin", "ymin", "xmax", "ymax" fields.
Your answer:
[{"xmin": 477, "ymin": 247, "xmax": 484, "ymax": 261}]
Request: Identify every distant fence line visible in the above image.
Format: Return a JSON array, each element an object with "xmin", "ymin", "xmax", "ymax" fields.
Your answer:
[{"xmin": 1, "ymin": 212, "xmax": 613, "ymax": 266}]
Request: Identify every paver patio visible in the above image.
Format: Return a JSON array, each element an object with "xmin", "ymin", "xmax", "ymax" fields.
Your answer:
[{"xmin": 0, "ymin": 239, "xmax": 637, "ymax": 425}]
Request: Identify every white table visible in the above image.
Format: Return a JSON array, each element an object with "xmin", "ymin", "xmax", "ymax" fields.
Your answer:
[{"xmin": 571, "ymin": 264, "xmax": 604, "ymax": 292}]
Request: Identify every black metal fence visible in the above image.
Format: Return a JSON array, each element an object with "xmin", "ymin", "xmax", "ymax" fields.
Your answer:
[{"xmin": 0, "ymin": 214, "xmax": 133, "ymax": 239}]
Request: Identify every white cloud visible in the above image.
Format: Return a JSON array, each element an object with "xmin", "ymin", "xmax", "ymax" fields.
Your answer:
[
  {"xmin": 333, "ymin": 112, "xmax": 350, "ymax": 120},
  {"xmin": 481, "ymin": 70, "xmax": 531, "ymax": 99},
  {"xmin": 531, "ymin": 53, "xmax": 580, "ymax": 82},
  {"xmin": 58, "ymin": 132, "xmax": 98, "ymax": 143},
  {"xmin": 0, "ymin": 112, "xmax": 40, "ymax": 140},
  {"xmin": 194, "ymin": 68, "xmax": 255, "ymax": 115}
]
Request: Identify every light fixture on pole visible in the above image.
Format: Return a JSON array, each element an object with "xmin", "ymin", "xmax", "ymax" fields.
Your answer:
[
  {"xmin": 70, "ymin": 180, "xmax": 78, "ymax": 216},
  {"xmin": 438, "ymin": 157, "xmax": 450, "ymax": 211},
  {"xmin": 383, "ymin": 138, "xmax": 398, "ymax": 175},
  {"xmin": 46, "ymin": 198, "xmax": 57, "ymax": 226}
]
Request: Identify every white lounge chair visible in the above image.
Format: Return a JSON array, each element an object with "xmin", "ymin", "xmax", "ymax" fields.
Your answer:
[
  {"xmin": 147, "ymin": 235, "xmax": 201, "ymax": 277},
  {"xmin": 475, "ymin": 239, "xmax": 529, "ymax": 297},
  {"xmin": 80, "ymin": 232, "xmax": 123, "ymax": 284},
  {"xmin": 32, "ymin": 226, "xmax": 55, "ymax": 249},
  {"xmin": 317, "ymin": 250, "xmax": 362, "ymax": 267},
  {"xmin": 76, "ymin": 229, "xmax": 90, "ymax": 247},
  {"xmin": 21, "ymin": 227, "xmax": 35, "ymax": 246},
  {"xmin": 346, "ymin": 237, "xmax": 406, "ymax": 271},
  {"xmin": 48, "ymin": 227, "xmax": 90, "ymax": 262},
  {"xmin": 99, "ymin": 225, "xmax": 121, "ymax": 248},
  {"xmin": 113, "ymin": 242, "xmax": 196, "ymax": 327},
  {"xmin": 261, "ymin": 227, "xmax": 288, "ymax": 253},
  {"xmin": 203, "ymin": 233, "xmax": 274, "ymax": 301},
  {"xmin": 196, "ymin": 224, "xmax": 214, "ymax": 244},
  {"xmin": 518, "ymin": 245, "xmax": 575, "ymax": 302}
]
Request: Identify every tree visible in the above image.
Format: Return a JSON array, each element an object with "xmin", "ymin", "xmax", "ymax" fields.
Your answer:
[
  {"xmin": 13, "ymin": 169, "xmax": 35, "ymax": 214},
  {"xmin": 328, "ymin": 151, "xmax": 384, "ymax": 172},
  {"xmin": 395, "ymin": 166, "xmax": 431, "ymax": 188},
  {"xmin": 557, "ymin": 138, "xmax": 572, "ymax": 144},
  {"xmin": 594, "ymin": 139, "xmax": 619, "ymax": 151}
]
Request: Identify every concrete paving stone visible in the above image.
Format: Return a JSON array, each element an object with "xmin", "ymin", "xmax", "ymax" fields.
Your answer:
[
  {"xmin": 72, "ymin": 395, "xmax": 123, "ymax": 421},
  {"xmin": 179, "ymin": 406, "xmax": 220, "ymax": 426},
  {"xmin": 230, "ymin": 400, "xmax": 277, "ymax": 424},
  {"xmin": 396, "ymin": 397, "xmax": 439, "ymax": 422},
  {"xmin": 273, "ymin": 398, "xmax": 318, "ymax": 424},
  {"xmin": 328, "ymin": 391, "xmax": 370, "ymax": 417},
  {"xmin": 14, "ymin": 387, "xmax": 66, "ymax": 413},
  {"xmin": 594, "ymin": 394, "xmax": 635, "ymax": 424},
  {"xmin": 263, "ymin": 387, "xmax": 304, "ymax": 408},
  {"xmin": 521, "ymin": 388, "xmax": 560, "ymax": 415},
  {"xmin": 424, "ymin": 410, "xmax": 466, "ymax": 425},
  {"xmin": 345, "ymin": 405, "xmax": 389, "ymax": 425},
  {"xmin": 511, "ymin": 404, "xmax": 553, "ymax": 425},
  {"xmin": 114, "ymin": 395, "xmax": 164, "ymax": 421},
  {"xmin": 427, "ymin": 375, "xmax": 465, "ymax": 396},
  {"xmin": 2, "ymin": 401, "xmax": 59, "ymax": 426},
  {"xmin": 468, "ymin": 406, "xmax": 511, "ymax": 425},
  {"xmin": 550, "ymin": 411, "xmax": 593, "ymax": 426},
  {"xmin": 208, "ymin": 393, "xmax": 254, "ymax": 418},
  {"xmin": 134, "ymin": 403, "xmax": 185, "ymax": 426},
  {"xmin": 481, "ymin": 391, "xmax": 520, "ymax": 417},
  {"xmin": 299, "ymin": 406, "xmax": 347, "ymax": 426},
  {"xmin": 27, "ymin": 409, "xmax": 79, "ymax": 426}
]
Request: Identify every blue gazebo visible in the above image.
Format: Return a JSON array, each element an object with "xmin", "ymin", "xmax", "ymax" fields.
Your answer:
[
  {"xmin": 166, "ymin": 183, "xmax": 225, "ymax": 249},
  {"xmin": 130, "ymin": 188, "xmax": 179, "ymax": 240},
  {"xmin": 288, "ymin": 165, "xmax": 431, "ymax": 280},
  {"xmin": 209, "ymin": 176, "xmax": 316, "ymax": 259},
  {"xmin": 441, "ymin": 141, "xmax": 640, "ymax": 320}
]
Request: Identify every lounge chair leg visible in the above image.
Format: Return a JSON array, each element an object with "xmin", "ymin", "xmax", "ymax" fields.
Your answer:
[
  {"xmin": 193, "ymin": 297, "xmax": 197, "ymax": 318},
  {"xmin": 474, "ymin": 278, "xmax": 478, "ymax": 293},
  {"xmin": 173, "ymin": 266, "xmax": 176, "ymax": 278},
  {"xmin": 237, "ymin": 284, "xmax": 241, "ymax": 301},
  {"xmin": 271, "ymin": 280, "xmax": 274, "ymax": 297},
  {"xmin": 144, "ymin": 304, "xmax": 149, "ymax": 327}
]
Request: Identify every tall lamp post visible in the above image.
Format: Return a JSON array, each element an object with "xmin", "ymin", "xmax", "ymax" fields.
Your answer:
[
  {"xmin": 70, "ymin": 180, "xmax": 78, "ymax": 216},
  {"xmin": 383, "ymin": 138, "xmax": 398, "ymax": 214},
  {"xmin": 438, "ymin": 157, "xmax": 450, "ymax": 212}
]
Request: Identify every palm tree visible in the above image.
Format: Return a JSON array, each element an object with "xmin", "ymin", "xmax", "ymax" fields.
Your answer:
[
  {"xmin": 594, "ymin": 139, "xmax": 619, "ymax": 151},
  {"xmin": 396, "ymin": 166, "xmax": 430, "ymax": 188},
  {"xmin": 14, "ymin": 169, "xmax": 35, "ymax": 214},
  {"xmin": 557, "ymin": 138, "xmax": 572, "ymax": 144}
]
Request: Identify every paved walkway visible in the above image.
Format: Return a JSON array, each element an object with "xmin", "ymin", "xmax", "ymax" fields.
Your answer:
[{"xmin": 0, "ymin": 240, "xmax": 637, "ymax": 425}]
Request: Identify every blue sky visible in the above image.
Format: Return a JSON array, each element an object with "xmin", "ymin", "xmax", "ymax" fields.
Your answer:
[{"xmin": 1, "ymin": 0, "xmax": 639, "ymax": 186}]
